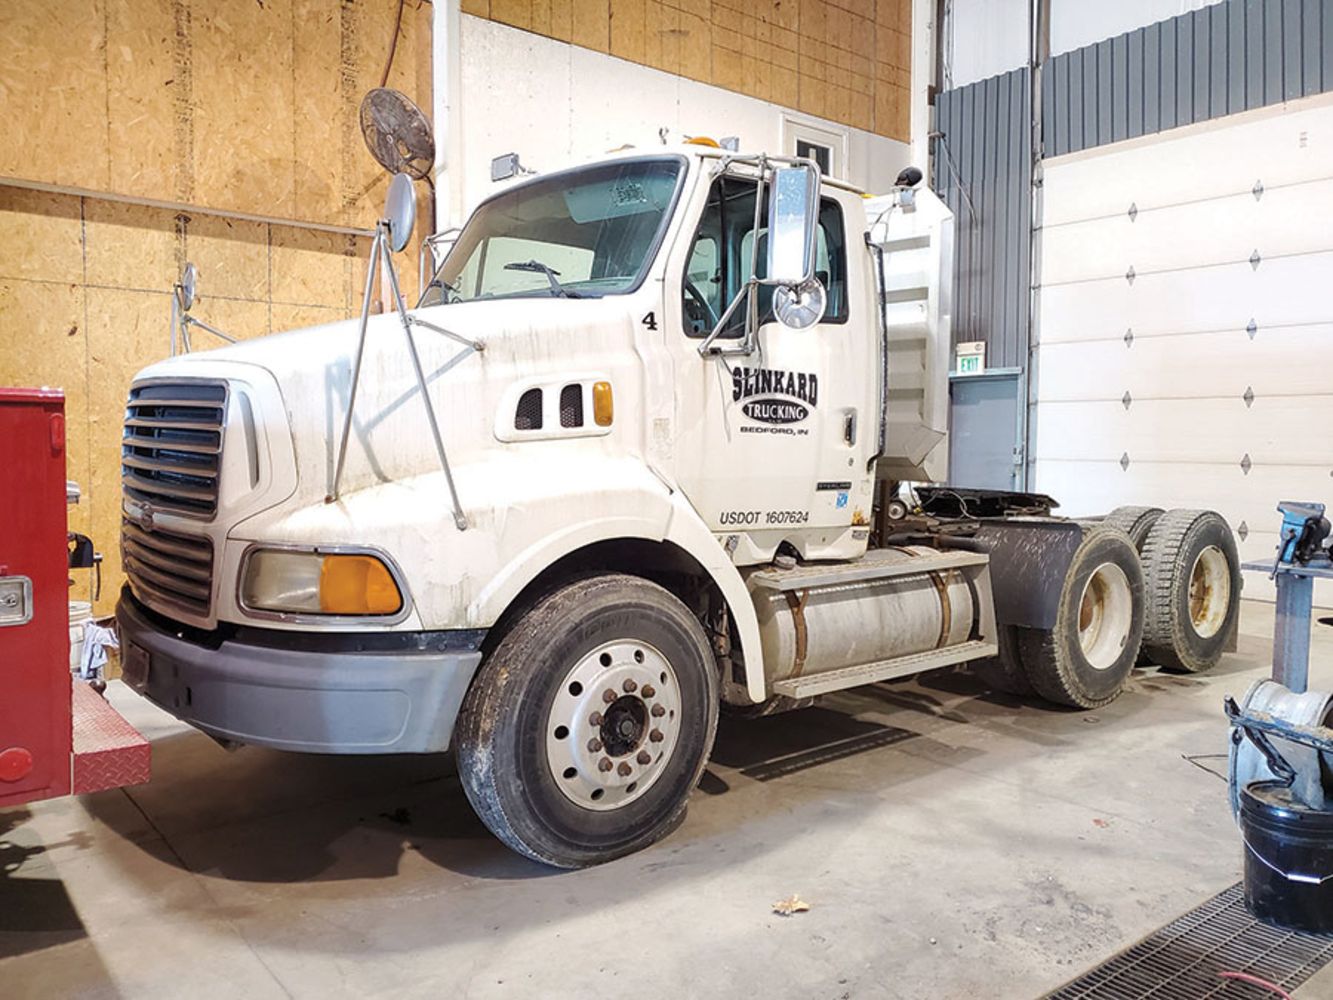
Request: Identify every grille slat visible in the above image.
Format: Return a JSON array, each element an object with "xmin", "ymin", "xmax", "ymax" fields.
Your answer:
[
  {"xmin": 121, "ymin": 519, "xmax": 214, "ymax": 618},
  {"xmin": 121, "ymin": 433, "xmax": 220, "ymax": 455},
  {"xmin": 122, "ymin": 537, "xmax": 212, "ymax": 583},
  {"xmin": 122, "ymin": 382, "xmax": 225, "ymax": 519},
  {"xmin": 121, "ymin": 454, "xmax": 219, "ymax": 478},
  {"xmin": 122, "ymin": 471, "xmax": 216, "ymax": 501},
  {"xmin": 121, "ymin": 521, "xmax": 211, "ymax": 567}
]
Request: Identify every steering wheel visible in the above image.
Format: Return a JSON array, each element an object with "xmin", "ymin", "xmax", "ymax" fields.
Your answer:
[{"xmin": 683, "ymin": 280, "xmax": 719, "ymax": 332}]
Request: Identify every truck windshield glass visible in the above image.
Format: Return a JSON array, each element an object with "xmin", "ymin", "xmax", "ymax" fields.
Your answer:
[{"xmin": 428, "ymin": 159, "xmax": 683, "ymax": 304}]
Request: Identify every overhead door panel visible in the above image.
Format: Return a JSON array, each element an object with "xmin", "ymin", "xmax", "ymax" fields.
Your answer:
[{"xmin": 1034, "ymin": 94, "xmax": 1333, "ymax": 605}]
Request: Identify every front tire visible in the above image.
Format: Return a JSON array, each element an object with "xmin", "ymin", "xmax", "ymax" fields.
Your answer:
[{"xmin": 455, "ymin": 574, "xmax": 719, "ymax": 868}]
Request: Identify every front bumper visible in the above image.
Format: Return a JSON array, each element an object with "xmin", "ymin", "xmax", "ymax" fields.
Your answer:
[{"xmin": 116, "ymin": 592, "xmax": 484, "ymax": 754}]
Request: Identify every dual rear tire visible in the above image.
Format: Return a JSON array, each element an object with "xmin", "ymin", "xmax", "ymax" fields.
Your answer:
[
  {"xmin": 1013, "ymin": 525, "xmax": 1146, "ymax": 709},
  {"xmin": 977, "ymin": 507, "xmax": 1240, "ymax": 708}
]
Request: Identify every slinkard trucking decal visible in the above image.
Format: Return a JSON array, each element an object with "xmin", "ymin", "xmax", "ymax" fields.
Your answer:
[{"xmin": 732, "ymin": 367, "xmax": 818, "ymax": 435}]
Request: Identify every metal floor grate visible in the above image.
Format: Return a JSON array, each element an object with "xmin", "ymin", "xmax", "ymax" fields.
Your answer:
[{"xmin": 1047, "ymin": 883, "xmax": 1333, "ymax": 999}]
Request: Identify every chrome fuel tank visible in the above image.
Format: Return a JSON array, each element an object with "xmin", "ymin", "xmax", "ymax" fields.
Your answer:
[{"xmin": 746, "ymin": 546, "xmax": 988, "ymax": 685}]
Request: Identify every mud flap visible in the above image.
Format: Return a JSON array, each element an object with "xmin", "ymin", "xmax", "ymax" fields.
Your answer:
[{"xmin": 972, "ymin": 519, "xmax": 1087, "ymax": 630}]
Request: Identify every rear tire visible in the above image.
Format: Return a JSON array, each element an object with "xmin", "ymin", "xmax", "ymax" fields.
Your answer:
[
  {"xmin": 1104, "ymin": 505, "xmax": 1164, "ymax": 551},
  {"xmin": 1139, "ymin": 509, "xmax": 1241, "ymax": 673},
  {"xmin": 1017, "ymin": 526, "xmax": 1146, "ymax": 709},
  {"xmin": 455, "ymin": 574, "xmax": 719, "ymax": 868},
  {"xmin": 973, "ymin": 624, "xmax": 1033, "ymax": 697}
]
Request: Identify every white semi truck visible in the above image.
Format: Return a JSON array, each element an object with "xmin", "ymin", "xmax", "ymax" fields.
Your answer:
[{"xmin": 116, "ymin": 143, "xmax": 1240, "ymax": 867}]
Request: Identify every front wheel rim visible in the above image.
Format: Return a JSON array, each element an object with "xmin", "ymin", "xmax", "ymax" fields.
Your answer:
[
  {"xmin": 1188, "ymin": 545, "xmax": 1231, "ymax": 638},
  {"xmin": 1077, "ymin": 562, "xmax": 1134, "ymax": 670},
  {"xmin": 545, "ymin": 639, "xmax": 682, "ymax": 811}
]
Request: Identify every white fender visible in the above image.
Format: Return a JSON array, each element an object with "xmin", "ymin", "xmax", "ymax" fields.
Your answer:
[{"xmin": 471, "ymin": 475, "xmax": 767, "ymax": 704}]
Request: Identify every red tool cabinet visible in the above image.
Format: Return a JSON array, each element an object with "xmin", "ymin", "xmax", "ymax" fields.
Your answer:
[{"xmin": 0, "ymin": 388, "xmax": 148, "ymax": 809}]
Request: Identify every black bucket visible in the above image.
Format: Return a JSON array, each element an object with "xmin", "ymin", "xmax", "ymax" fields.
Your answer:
[{"xmin": 1240, "ymin": 780, "xmax": 1333, "ymax": 933}]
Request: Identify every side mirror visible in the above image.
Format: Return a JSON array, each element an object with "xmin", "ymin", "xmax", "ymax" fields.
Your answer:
[
  {"xmin": 765, "ymin": 165, "xmax": 820, "ymax": 286},
  {"xmin": 385, "ymin": 173, "xmax": 417, "ymax": 253},
  {"xmin": 176, "ymin": 262, "xmax": 198, "ymax": 312}
]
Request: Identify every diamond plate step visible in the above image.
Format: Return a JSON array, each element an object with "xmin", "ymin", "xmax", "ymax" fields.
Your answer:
[
  {"xmin": 771, "ymin": 638, "xmax": 997, "ymax": 699},
  {"xmin": 72, "ymin": 679, "xmax": 150, "ymax": 795}
]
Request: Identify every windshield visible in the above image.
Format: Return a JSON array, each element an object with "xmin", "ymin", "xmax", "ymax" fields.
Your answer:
[{"xmin": 427, "ymin": 158, "xmax": 684, "ymax": 304}]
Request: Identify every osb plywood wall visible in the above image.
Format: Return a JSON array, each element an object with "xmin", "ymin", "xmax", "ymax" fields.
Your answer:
[
  {"xmin": 0, "ymin": 0, "xmax": 432, "ymax": 227},
  {"xmin": 0, "ymin": 0, "xmax": 433, "ymax": 618},
  {"xmin": 461, "ymin": 0, "xmax": 913, "ymax": 141}
]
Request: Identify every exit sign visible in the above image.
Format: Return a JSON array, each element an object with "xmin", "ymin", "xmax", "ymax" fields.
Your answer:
[{"xmin": 956, "ymin": 341, "xmax": 986, "ymax": 374}]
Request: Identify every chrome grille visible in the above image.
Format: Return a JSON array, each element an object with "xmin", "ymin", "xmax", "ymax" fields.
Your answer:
[
  {"xmin": 122, "ymin": 382, "xmax": 226, "ymax": 519},
  {"xmin": 122, "ymin": 520, "xmax": 214, "ymax": 619}
]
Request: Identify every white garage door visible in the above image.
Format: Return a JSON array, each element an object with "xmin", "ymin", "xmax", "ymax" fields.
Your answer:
[{"xmin": 1033, "ymin": 92, "xmax": 1333, "ymax": 603}]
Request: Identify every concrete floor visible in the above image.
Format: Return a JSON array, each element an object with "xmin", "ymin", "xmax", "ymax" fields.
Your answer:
[{"xmin": 4, "ymin": 600, "xmax": 1332, "ymax": 1000}]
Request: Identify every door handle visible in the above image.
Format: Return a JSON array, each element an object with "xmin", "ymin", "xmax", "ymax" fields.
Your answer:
[
  {"xmin": 0, "ymin": 577, "xmax": 33, "ymax": 627},
  {"xmin": 844, "ymin": 410, "xmax": 857, "ymax": 447}
]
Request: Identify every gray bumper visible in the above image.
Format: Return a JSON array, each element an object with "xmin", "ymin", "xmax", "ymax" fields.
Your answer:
[{"xmin": 116, "ymin": 594, "xmax": 483, "ymax": 754}]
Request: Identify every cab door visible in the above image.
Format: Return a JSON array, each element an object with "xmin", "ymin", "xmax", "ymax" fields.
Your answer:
[{"xmin": 663, "ymin": 172, "xmax": 878, "ymax": 562}]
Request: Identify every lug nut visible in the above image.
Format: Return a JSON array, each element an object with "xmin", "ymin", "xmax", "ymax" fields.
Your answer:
[
  {"xmin": 617, "ymin": 761, "xmax": 633, "ymax": 776},
  {"xmin": 651, "ymin": 704, "xmax": 666, "ymax": 717},
  {"xmin": 649, "ymin": 729, "xmax": 664, "ymax": 743},
  {"xmin": 598, "ymin": 757, "xmax": 614, "ymax": 772},
  {"xmin": 589, "ymin": 711, "xmax": 603, "ymax": 726},
  {"xmin": 587, "ymin": 737, "xmax": 603, "ymax": 753},
  {"xmin": 602, "ymin": 688, "xmax": 618, "ymax": 704},
  {"xmin": 642, "ymin": 685, "xmax": 656, "ymax": 698},
  {"xmin": 637, "ymin": 750, "xmax": 652, "ymax": 765},
  {"xmin": 622, "ymin": 679, "xmax": 637, "ymax": 693}
]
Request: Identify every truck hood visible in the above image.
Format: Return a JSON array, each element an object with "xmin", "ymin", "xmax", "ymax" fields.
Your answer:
[{"xmin": 134, "ymin": 295, "xmax": 646, "ymax": 508}]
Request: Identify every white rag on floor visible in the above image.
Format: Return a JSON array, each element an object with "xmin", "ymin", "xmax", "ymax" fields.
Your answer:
[{"xmin": 79, "ymin": 621, "xmax": 119, "ymax": 680}]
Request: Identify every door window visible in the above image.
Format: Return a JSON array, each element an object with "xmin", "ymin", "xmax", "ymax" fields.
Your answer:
[{"xmin": 682, "ymin": 176, "xmax": 849, "ymax": 337}]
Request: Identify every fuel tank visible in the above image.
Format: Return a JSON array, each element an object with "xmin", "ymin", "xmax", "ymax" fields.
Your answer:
[{"xmin": 746, "ymin": 546, "xmax": 988, "ymax": 685}]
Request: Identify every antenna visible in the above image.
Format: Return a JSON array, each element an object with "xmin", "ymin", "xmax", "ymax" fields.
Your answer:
[
  {"xmin": 326, "ymin": 172, "xmax": 484, "ymax": 530},
  {"xmin": 169, "ymin": 263, "xmax": 235, "ymax": 355}
]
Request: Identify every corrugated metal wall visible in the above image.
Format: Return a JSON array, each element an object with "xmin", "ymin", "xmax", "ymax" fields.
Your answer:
[
  {"xmin": 933, "ymin": 66, "xmax": 1032, "ymax": 369},
  {"xmin": 1042, "ymin": 0, "xmax": 1333, "ymax": 156},
  {"xmin": 931, "ymin": 0, "xmax": 1333, "ymax": 382}
]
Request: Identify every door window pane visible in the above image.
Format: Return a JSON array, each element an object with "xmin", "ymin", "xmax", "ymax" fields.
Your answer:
[{"xmin": 682, "ymin": 176, "xmax": 849, "ymax": 337}]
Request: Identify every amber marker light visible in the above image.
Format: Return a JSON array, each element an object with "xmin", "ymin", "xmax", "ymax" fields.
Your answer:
[{"xmin": 593, "ymin": 381, "xmax": 614, "ymax": 426}]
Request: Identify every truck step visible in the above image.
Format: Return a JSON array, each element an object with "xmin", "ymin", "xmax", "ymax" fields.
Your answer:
[
  {"xmin": 72, "ymin": 680, "xmax": 151, "ymax": 795},
  {"xmin": 771, "ymin": 639, "xmax": 997, "ymax": 699},
  {"xmin": 749, "ymin": 547, "xmax": 988, "ymax": 592}
]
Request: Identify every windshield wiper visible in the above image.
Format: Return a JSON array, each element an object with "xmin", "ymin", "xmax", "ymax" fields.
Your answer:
[{"xmin": 503, "ymin": 259, "xmax": 584, "ymax": 298}]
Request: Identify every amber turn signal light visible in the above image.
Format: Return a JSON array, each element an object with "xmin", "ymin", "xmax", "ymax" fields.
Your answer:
[{"xmin": 319, "ymin": 554, "xmax": 402, "ymax": 615}]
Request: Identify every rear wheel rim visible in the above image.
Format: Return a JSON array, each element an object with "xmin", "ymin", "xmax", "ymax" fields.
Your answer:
[
  {"xmin": 1076, "ymin": 562, "xmax": 1134, "ymax": 670},
  {"xmin": 1188, "ymin": 545, "xmax": 1231, "ymax": 639},
  {"xmin": 545, "ymin": 639, "xmax": 682, "ymax": 812}
]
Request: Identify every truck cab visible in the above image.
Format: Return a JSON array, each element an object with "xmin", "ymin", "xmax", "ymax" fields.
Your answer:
[{"xmin": 116, "ymin": 144, "xmax": 1238, "ymax": 867}]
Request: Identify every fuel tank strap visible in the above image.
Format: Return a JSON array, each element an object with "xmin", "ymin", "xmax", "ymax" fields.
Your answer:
[{"xmin": 784, "ymin": 590, "xmax": 810, "ymax": 676}]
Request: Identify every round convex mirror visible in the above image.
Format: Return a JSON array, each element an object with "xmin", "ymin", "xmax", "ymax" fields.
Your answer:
[
  {"xmin": 178, "ymin": 262, "xmax": 199, "ymax": 312},
  {"xmin": 385, "ymin": 172, "xmax": 417, "ymax": 253},
  {"xmin": 773, "ymin": 278, "xmax": 826, "ymax": 329}
]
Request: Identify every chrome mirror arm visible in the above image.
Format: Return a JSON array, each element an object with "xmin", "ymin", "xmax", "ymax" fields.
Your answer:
[{"xmin": 327, "ymin": 219, "xmax": 481, "ymax": 532}]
